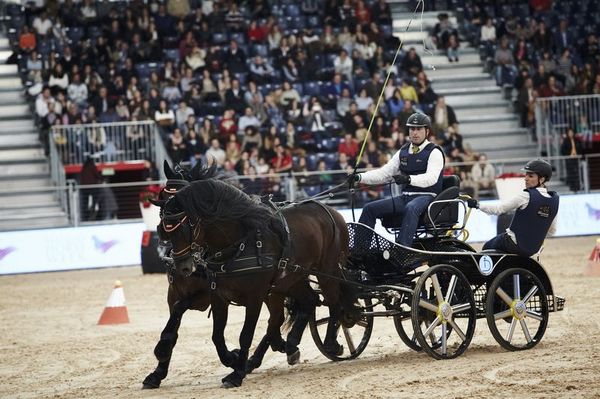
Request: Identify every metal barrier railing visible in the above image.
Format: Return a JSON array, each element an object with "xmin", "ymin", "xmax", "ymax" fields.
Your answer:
[
  {"xmin": 50, "ymin": 120, "xmax": 161, "ymax": 166},
  {"xmin": 535, "ymin": 94, "xmax": 600, "ymax": 178},
  {"xmin": 17, "ymin": 146, "xmax": 597, "ymax": 230}
]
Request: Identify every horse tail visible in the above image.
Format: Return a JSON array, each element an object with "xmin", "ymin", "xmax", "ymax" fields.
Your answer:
[{"xmin": 282, "ymin": 298, "xmax": 299, "ymax": 333}]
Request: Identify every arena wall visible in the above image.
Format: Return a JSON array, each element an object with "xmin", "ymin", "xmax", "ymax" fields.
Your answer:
[{"xmin": 1, "ymin": 194, "xmax": 599, "ymax": 275}]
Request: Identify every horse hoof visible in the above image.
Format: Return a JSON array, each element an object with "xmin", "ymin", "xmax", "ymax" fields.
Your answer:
[
  {"xmin": 142, "ymin": 374, "xmax": 161, "ymax": 389},
  {"xmin": 222, "ymin": 372, "xmax": 243, "ymax": 388},
  {"xmin": 287, "ymin": 349, "xmax": 300, "ymax": 365}
]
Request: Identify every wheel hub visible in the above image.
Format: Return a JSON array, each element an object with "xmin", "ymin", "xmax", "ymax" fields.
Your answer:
[
  {"xmin": 438, "ymin": 302, "xmax": 453, "ymax": 321},
  {"xmin": 510, "ymin": 300, "xmax": 527, "ymax": 320}
]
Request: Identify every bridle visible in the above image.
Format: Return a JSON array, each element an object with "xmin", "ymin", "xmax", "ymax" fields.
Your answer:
[{"xmin": 161, "ymin": 210, "xmax": 207, "ymax": 268}]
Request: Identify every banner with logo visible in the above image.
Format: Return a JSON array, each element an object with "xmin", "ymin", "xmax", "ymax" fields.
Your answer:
[{"xmin": 0, "ymin": 223, "xmax": 145, "ymax": 274}]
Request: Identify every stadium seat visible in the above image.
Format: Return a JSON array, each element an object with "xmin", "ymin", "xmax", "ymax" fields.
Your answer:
[
  {"xmin": 285, "ymin": 4, "xmax": 300, "ymax": 17},
  {"xmin": 66, "ymin": 26, "xmax": 85, "ymax": 44},
  {"xmin": 212, "ymin": 32, "xmax": 229, "ymax": 45},
  {"xmin": 303, "ymin": 81, "xmax": 321, "ymax": 97},
  {"xmin": 163, "ymin": 49, "xmax": 180, "ymax": 63}
]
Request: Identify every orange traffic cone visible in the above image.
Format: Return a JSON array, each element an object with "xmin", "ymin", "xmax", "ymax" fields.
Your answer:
[
  {"xmin": 584, "ymin": 238, "xmax": 600, "ymax": 277},
  {"xmin": 98, "ymin": 280, "xmax": 130, "ymax": 325}
]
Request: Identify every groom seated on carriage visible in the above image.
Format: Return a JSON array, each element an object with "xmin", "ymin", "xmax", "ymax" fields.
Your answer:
[{"xmin": 349, "ymin": 113, "xmax": 451, "ymax": 247}]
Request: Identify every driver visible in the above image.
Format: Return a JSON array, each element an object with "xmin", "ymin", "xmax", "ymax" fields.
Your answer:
[
  {"xmin": 466, "ymin": 159, "xmax": 559, "ymax": 256},
  {"xmin": 349, "ymin": 112, "xmax": 445, "ymax": 247}
]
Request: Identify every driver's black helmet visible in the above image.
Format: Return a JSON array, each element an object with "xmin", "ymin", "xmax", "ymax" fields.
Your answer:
[
  {"xmin": 522, "ymin": 159, "xmax": 553, "ymax": 181},
  {"xmin": 405, "ymin": 112, "xmax": 431, "ymax": 129}
]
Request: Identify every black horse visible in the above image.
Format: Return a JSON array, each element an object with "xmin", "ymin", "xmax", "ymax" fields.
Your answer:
[
  {"xmin": 157, "ymin": 173, "xmax": 358, "ymax": 388},
  {"xmin": 142, "ymin": 161, "xmax": 213, "ymax": 389}
]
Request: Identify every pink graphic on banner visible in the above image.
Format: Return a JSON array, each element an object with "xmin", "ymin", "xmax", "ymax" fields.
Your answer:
[
  {"xmin": 585, "ymin": 203, "xmax": 600, "ymax": 220},
  {"xmin": 0, "ymin": 247, "xmax": 16, "ymax": 261},
  {"xmin": 92, "ymin": 236, "xmax": 118, "ymax": 253}
]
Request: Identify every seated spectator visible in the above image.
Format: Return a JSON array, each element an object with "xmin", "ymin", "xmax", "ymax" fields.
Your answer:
[
  {"xmin": 271, "ymin": 144, "xmax": 292, "ymax": 173},
  {"xmin": 249, "ymin": 55, "xmax": 276, "ymax": 84},
  {"xmin": 154, "ymin": 99, "xmax": 175, "ymax": 135},
  {"xmin": 224, "ymin": 40, "xmax": 247, "ymax": 74},
  {"xmin": 168, "ymin": 127, "xmax": 188, "ymax": 164},
  {"xmin": 442, "ymin": 125, "xmax": 464, "ymax": 154},
  {"xmin": 225, "ymin": 133, "xmax": 242, "ymax": 163},
  {"xmin": 539, "ymin": 76, "xmax": 565, "ymax": 98},
  {"xmin": 431, "ymin": 96, "xmax": 458, "ymax": 138},
  {"xmin": 18, "ymin": 26, "xmax": 36, "ymax": 53},
  {"xmin": 265, "ymin": 94, "xmax": 285, "ymax": 129},
  {"xmin": 205, "ymin": 138, "xmax": 226, "ymax": 166},
  {"xmin": 334, "ymin": 49, "xmax": 353, "ymax": 82},
  {"xmin": 321, "ymin": 24, "xmax": 340, "ymax": 54},
  {"xmin": 225, "ymin": 3, "xmax": 245, "ymax": 32},
  {"xmin": 355, "ymin": 88, "xmax": 374, "ymax": 111},
  {"xmin": 399, "ymin": 78, "xmax": 419, "ymax": 104},
  {"xmin": 218, "ymin": 109, "xmax": 238, "ymax": 145},
  {"xmin": 35, "ymin": 87, "xmax": 55, "ymax": 119},
  {"xmin": 186, "ymin": 128, "xmax": 206, "ymax": 166},
  {"xmin": 516, "ymin": 77, "xmax": 535, "ymax": 128},
  {"xmin": 200, "ymin": 69, "xmax": 219, "ymax": 102},
  {"xmin": 175, "ymin": 100, "xmax": 195, "ymax": 129},
  {"xmin": 224, "ymin": 78, "xmax": 246, "ymax": 114},
  {"xmin": 401, "ymin": 47, "xmax": 423, "ymax": 77},
  {"xmin": 387, "ymin": 89, "xmax": 404, "ymax": 118},
  {"xmin": 513, "ymin": 39, "xmax": 530, "ymax": 68},
  {"xmin": 470, "ymin": 153, "xmax": 496, "ymax": 198},
  {"xmin": 479, "ymin": 17, "xmax": 496, "ymax": 58},
  {"xmin": 415, "ymin": 71, "xmax": 437, "ymax": 105},
  {"xmin": 336, "ymin": 87, "xmax": 353, "ymax": 117},
  {"xmin": 185, "ymin": 46, "xmax": 206, "ymax": 73},
  {"xmin": 67, "ymin": 73, "xmax": 88, "ymax": 109},
  {"xmin": 397, "ymin": 100, "xmax": 415, "ymax": 129},
  {"xmin": 32, "ymin": 11, "xmax": 53, "ymax": 38},
  {"xmin": 162, "ymin": 79, "xmax": 182, "ymax": 105},
  {"xmin": 282, "ymin": 57, "xmax": 300, "ymax": 82},
  {"xmin": 280, "ymin": 81, "xmax": 301, "ymax": 108},
  {"xmin": 446, "ymin": 33, "xmax": 459, "ymax": 62},
  {"xmin": 238, "ymin": 107, "xmax": 261, "ymax": 136},
  {"xmin": 532, "ymin": 21, "xmax": 553, "ymax": 54},
  {"xmin": 241, "ymin": 125, "xmax": 263, "ymax": 153},
  {"xmin": 338, "ymin": 132, "xmax": 359, "ymax": 159},
  {"xmin": 494, "ymin": 37, "xmax": 517, "ymax": 86},
  {"xmin": 244, "ymin": 80, "xmax": 264, "ymax": 105},
  {"xmin": 115, "ymin": 98, "xmax": 130, "ymax": 120},
  {"xmin": 332, "ymin": 152, "xmax": 351, "ymax": 172},
  {"xmin": 248, "ymin": 20, "xmax": 267, "ymax": 43},
  {"xmin": 324, "ymin": 73, "xmax": 352, "ymax": 107}
]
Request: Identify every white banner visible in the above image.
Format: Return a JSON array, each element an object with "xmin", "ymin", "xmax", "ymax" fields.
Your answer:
[
  {"xmin": 339, "ymin": 193, "xmax": 600, "ymax": 243},
  {"xmin": 0, "ymin": 223, "xmax": 145, "ymax": 275},
  {"xmin": 0, "ymin": 193, "xmax": 598, "ymax": 275}
]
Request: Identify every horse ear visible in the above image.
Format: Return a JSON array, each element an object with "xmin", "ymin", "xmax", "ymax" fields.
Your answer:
[
  {"xmin": 189, "ymin": 159, "xmax": 202, "ymax": 180},
  {"xmin": 164, "ymin": 160, "xmax": 176, "ymax": 179},
  {"xmin": 149, "ymin": 198, "xmax": 166, "ymax": 207}
]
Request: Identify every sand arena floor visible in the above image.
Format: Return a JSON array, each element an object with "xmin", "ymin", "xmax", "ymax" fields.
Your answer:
[{"xmin": 1, "ymin": 236, "xmax": 599, "ymax": 399}]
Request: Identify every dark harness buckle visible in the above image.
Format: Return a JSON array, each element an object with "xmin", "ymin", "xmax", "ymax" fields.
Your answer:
[{"xmin": 278, "ymin": 258, "xmax": 288, "ymax": 270}]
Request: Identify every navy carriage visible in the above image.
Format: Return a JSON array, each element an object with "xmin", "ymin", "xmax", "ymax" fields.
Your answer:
[{"xmin": 308, "ymin": 175, "xmax": 565, "ymax": 360}]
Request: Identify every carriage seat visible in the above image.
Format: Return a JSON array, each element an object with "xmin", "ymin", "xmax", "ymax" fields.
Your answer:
[{"xmin": 381, "ymin": 175, "xmax": 461, "ymax": 236}]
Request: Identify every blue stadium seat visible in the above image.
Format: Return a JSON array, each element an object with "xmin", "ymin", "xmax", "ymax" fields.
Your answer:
[
  {"xmin": 67, "ymin": 26, "xmax": 85, "ymax": 44},
  {"xmin": 321, "ymin": 153, "xmax": 338, "ymax": 169},
  {"xmin": 136, "ymin": 63, "xmax": 151, "ymax": 79},
  {"xmin": 305, "ymin": 154, "xmax": 319, "ymax": 170},
  {"xmin": 212, "ymin": 32, "xmax": 229, "ymax": 45},
  {"xmin": 37, "ymin": 39, "xmax": 52, "ymax": 57},
  {"xmin": 304, "ymin": 185, "xmax": 321, "ymax": 197},
  {"xmin": 307, "ymin": 15, "xmax": 321, "ymax": 28},
  {"xmin": 163, "ymin": 48, "xmax": 180, "ymax": 63},
  {"xmin": 230, "ymin": 32, "xmax": 246, "ymax": 45},
  {"xmin": 303, "ymin": 81, "xmax": 320, "ymax": 97},
  {"xmin": 252, "ymin": 43, "xmax": 269, "ymax": 57},
  {"xmin": 286, "ymin": 4, "xmax": 300, "ymax": 17},
  {"xmin": 293, "ymin": 83, "xmax": 304, "ymax": 96},
  {"xmin": 290, "ymin": 16, "xmax": 306, "ymax": 30}
]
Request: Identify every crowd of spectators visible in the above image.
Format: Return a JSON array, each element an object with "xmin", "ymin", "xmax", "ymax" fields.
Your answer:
[
  {"xmin": 9, "ymin": 0, "xmax": 467, "ymax": 201},
  {"xmin": 462, "ymin": 0, "xmax": 600, "ymax": 140}
]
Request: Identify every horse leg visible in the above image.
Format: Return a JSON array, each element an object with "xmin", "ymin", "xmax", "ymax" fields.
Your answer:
[
  {"xmin": 222, "ymin": 300, "xmax": 262, "ymax": 388},
  {"xmin": 142, "ymin": 298, "xmax": 192, "ymax": 389},
  {"xmin": 247, "ymin": 294, "xmax": 286, "ymax": 373},
  {"xmin": 211, "ymin": 296, "xmax": 239, "ymax": 369},
  {"xmin": 285, "ymin": 282, "xmax": 319, "ymax": 365},
  {"xmin": 323, "ymin": 305, "xmax": 344, "ymax": 356}
]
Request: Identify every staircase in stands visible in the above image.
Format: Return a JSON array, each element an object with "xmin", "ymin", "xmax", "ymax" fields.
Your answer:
[
  {"xmin": 389, "ymin": 2, "xmax": 537, "ymax": 160},
  {"xmin": 0, "ymin": 36, "xmax": 69, "ymax": 231}
]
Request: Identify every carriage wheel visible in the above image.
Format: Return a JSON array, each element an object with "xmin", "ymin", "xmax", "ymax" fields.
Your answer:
[
  {"xmin": 393, "ymin": 295, "xmax": 421, "ymax": 352},
  {"xmin": 411, "ymin": 264, "xmax": 476, "ymax": 360},
  {"xmin": 309, "ymin": 297, "xmax": 373, "ymax": 361},
  {"xmin": 486, "ymin": 268, "xmax": 549, "ymax": 351}
]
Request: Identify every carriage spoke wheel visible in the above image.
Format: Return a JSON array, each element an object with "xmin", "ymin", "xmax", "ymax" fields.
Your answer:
[
  {"xmin": 411, "ymin": 264, "xmax": 476, "ymax": 360},
  {"xmin": 309, "ymin": 296, "xmax": 373, "ymax": 361},
  {"xmin": 393, "ymin": 295, "xmax": 422, "ymax": 352},
  {"xmin": 486, "ymin": 268, "xmax": 548, "ymax": 351}
]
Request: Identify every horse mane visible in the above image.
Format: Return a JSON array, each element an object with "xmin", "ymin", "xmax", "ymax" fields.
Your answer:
[{"xmin": 173, "ymin": 179, "xmax": 286, "ymax": 241}]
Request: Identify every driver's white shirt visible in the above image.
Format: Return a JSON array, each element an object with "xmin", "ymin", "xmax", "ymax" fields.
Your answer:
[{"xmin": 359, "ymin": 140, "xmax": 444, "ymax": 188}]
